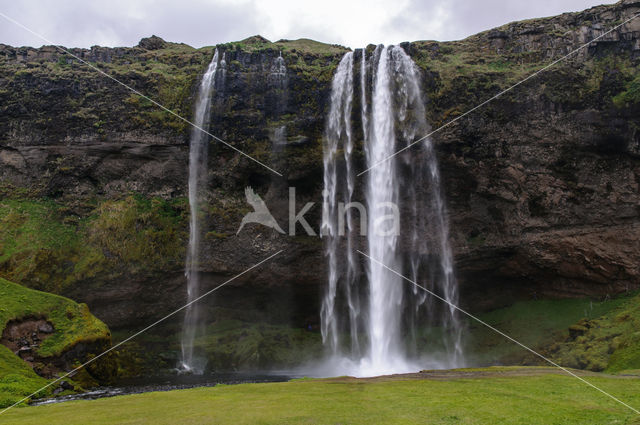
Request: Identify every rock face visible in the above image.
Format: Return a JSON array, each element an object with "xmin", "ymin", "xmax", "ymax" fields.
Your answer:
[
  {"xmin": 420, "ymin": 0, "xmax": 640, "ymax": 308},
  {"xmin": 138, "ymin": 35, "xmax": 167, "ymax": 50},
  {"xmin": 0, "ymin": 0, "xmax": 639, "ymax": 337},
  {"xmin": 1, "ymin": 318, "xmax": 55, "ymax": 364}
]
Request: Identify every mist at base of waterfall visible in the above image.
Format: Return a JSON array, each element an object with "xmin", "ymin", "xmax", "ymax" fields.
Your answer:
[{"xmin": 293, "ymin": 352, "xmax": 461, "ymax": 378}]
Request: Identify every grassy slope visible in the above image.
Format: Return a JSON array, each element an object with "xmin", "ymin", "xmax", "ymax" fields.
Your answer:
[
  {"xmin": 0, "ymin": 278, "xmax": 109, "ymax": 357},
  {"xmin": 546, "ymin": 293, "xmax": 640, "ymax": 373},
  {"xmin": 460, "ymin": 292, "xmax": 640, "ymax": 375},
  {"xmin": 0, "ymin": 278, "xmax": 111, "ymax": 407},
  {"xmin": 1, "ymin": 368, "xmax": 639, "ymax": 424},
  {"xmin": 0, "ymin": 346, "xmax": 48, "ymax": 409},
  {"xmin": 467, "ymin": 296, "xmax": 630, "ymax": 366}
]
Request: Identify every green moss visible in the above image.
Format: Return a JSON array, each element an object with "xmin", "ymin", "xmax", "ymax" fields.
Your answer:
[
  {"xmin": 110, "ymin": 318, "xmax": 321, "ymax": 375},
  {"xmin": 608, "ymin": 338, "xmax": 640, "ymax": 373},
  {"xmin": 0, "ymin": 199, "xmax": 81, "ymax": 291},
  {"xmin": 0, "ymin": 278, "xmax": 109, "ymax": 358},
  {"xmin": 0, "ymin": 278, "xmax": 112, "ymax": 407},
  {"xmin": 465, "ymin": 296, "xmax": 629, "ymax": 365},
  {"xmin": 197, "ymin": 320, "xmax": 322, "ymax": 370},
  {"xmin": 0, "ymin": 200, "xmax": 78, "ymax": 264},
  {"xmin": 545, "ymin": 293, "xmax": 640, "ymax": 373},
  {"xmin": 85, "ymin": 195, "xmax": 187, "ymax": 274},
  {"xmin": 0, "ymin": 196, "xmax": 187, "ymax": 293},
  {"xmin": 613, "ymin": 74, "xmax": 640, "ymax": 107}
]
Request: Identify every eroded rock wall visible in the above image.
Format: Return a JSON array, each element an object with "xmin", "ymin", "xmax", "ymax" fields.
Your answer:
[{"xmin": 0, "ymin": 2, "xmax": 638, "ymax": 333}]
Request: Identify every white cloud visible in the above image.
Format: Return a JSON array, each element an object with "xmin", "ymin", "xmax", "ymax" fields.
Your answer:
[{"xmin": 0, "ymin": 0, "xmax": 612, "ymax": 49}]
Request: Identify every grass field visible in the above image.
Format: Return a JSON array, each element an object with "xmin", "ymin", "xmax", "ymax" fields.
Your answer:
[{"xmin": 1, "ymin": 367, "xmax": 639, "ymax": 424}]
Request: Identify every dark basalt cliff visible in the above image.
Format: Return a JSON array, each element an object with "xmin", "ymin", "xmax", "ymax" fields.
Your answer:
[{"xmin": 0, "ymin": 0, "xmax": 639, "ymax": 337}]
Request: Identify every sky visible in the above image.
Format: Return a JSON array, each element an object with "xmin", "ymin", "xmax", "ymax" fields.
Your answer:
[{"xmin": 0, "ymin": 0, "xmax": 614, "ymax": 49}]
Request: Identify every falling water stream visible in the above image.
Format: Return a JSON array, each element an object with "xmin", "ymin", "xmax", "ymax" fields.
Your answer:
[
  {"xmin": 320, "ymin": 46, "xmax": 463, "ymax": 377},
  {"xmin": 320, "ymin": 52, "xmax": 358, "ymax": 356},
  {"xmin": 179, "ymin": 49, "xmax": 223, "ymax": 374},
  {"xmin": 270, "ymin": 51, "xmax": 288, "ymax": 149},
  {"xmin": 178, "ymin": 45, "xmax": 460, "ymax": 377}
]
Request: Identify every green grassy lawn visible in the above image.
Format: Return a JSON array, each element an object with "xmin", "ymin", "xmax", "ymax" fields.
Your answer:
[{"xmin": 0, "ymin": 368, "xmax": 639, "ymax": 424}]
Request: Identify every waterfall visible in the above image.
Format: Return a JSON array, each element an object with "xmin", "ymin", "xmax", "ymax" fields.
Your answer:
[
  {"xmin": 320, "ymin": 52, "xmax": 356, "ymax": 355},
  {"xmin": 269, "ymin": 51, "xmax": 288, "ymax": 149},
  {"xmin": 179, "ymin": 49, "xmax": 222, "ymax": 374},
  {"xmin": 270, "ymin": 51, "xmax": 287, "ymax": 90},
  {"xmin": 320, "ymin": 45, "xmax": 463, "ymax": 377},
  {"xmin": 364, "ymin": 45, "xmax": 405, "ymax": 373}
]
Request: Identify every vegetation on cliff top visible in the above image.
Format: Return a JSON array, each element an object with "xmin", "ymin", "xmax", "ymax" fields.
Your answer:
[
  {"xmin": 410, "ymin": 41, "xmax": 640, "ymax": 130},
  {"xmin": 0, "ymin": 39, "xmax": 216, "ymax": 137},
  {"xmin": 0, "ymin": 33, "xmax": 347, "ymax": 141},
  {"xmin": 219, "ymin": 35, "xmax": 347, "ymax": 55}
]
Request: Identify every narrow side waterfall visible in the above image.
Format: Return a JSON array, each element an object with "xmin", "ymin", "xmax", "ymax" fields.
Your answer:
[
  {"xmin": 269, "ymin": 51, "xmax": 288, "ymax": 149},
  {"xmin": 179, "ymin": 49, "xmax": 222, "ymax": 374},
  {"xmin": 320, "ymin": 46, "xmax": 463, "ymax": 377}
]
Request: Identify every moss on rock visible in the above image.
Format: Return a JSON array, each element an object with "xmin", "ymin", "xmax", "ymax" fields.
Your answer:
[
  {"xmin": 0, "ymin": 196, "xmax": 187, "ymax": 294},
  {"xmin": 544, "ymin": 293, "xmax": 640, "ymax": 373},
  {"xmin": 0, "ymin": 277, "xmax": 113, "ymax": 407}
]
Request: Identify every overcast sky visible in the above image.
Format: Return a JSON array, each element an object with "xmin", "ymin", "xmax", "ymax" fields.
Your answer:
[{"xmin": 0, "ymin": 0, "xmax": 613, "ymax": 49}]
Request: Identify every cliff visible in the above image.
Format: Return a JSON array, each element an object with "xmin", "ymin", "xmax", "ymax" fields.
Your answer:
[{"xmin": 0, "ymin": 1, "xmax": 638, "ymax": 359}]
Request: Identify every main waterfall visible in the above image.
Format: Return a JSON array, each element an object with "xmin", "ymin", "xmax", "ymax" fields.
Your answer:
[
  {"xmin": 179, "ymin": 49, "xmax": 224, "ymax": 374},
  {"xmin": 321, "ymin": 46, "xmax": 463, "ymax": 377}
]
